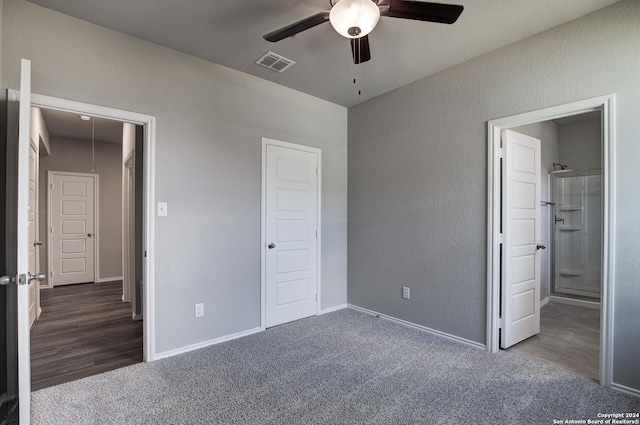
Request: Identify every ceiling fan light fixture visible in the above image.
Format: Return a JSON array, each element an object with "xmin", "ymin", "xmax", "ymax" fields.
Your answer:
[{"xmin": 329, "ymin": 0, "xmax": 380, "ymax": 39}]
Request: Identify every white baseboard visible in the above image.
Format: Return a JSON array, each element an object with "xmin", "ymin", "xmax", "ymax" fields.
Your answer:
[
  {"xmin": 320, "ymin": 303, "xmax": 347, "ymax": 315},
  {"xmin": 540, "ymin": 297, "xmax": 550, "ymax": 308},
  {"xmin": 96, "ymin": 276, "xmax": 124, "ymax": 283},
  {"xmin": 348, "ymin": 304, "xmax": 485, "ymax": 350},
  {"xmin": 132, "ymin": 313, "xmax": 143, "ymax": 321},
  {"xmin": 611, "ymin": 382, "xmax": 640, "ymax": 398},
  {"xmin": 153, "ymin": 327, "xmax": 262, "ymax": 361},
  {"xmin": 549, "ymin": 295, "xmax": 600, "ymax": 309}
]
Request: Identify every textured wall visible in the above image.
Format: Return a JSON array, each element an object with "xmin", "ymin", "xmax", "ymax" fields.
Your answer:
[
  {"xmin": 38, "ymin": 137, "xmax": 124, "ymax": 281},
  {"xmin": 348, "ymin": 0, "xmax": 640, "ymax": 390},
  {"xmin": 559, "ymin": 118, "xmax": 601, "ymax": 170},
  {"xmin": 1, "ymin": 0, "xmax": 347, "ymax": 354}
]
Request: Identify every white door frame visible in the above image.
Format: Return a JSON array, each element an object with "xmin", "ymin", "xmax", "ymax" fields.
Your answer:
[
  {"xmin": 47, "ymin": 171, "xmax": 99, "ymax": 287},
  {"xmin": 486, "ymin": 95, "xmax": 615, "ymax": 387},
  {"xmin": 31, "ymin": 93, "xmax": 157, "ymax": 362},
  {"xmin": 260, "ymin": 137, "xmax": 322, "ymax": 330}
]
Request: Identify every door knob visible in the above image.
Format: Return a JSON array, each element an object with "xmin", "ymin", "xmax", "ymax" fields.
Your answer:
[
  {"xmin": 268, "ymin": 243, "xmax": 276, "ymax": 249},
  {"xmin": 536, "ymin": 244, "xmax": 546, "ymax": 250},
  {"xmin": 28, "ymin": 272, "xmax": 46, "ymax": 283},
  {"xmin": 0, "ymin": 275, "xmax": 13, "ymax": 286},
  {"xmin": 87, "ymin": 233, "xmax": 93, "ymax": 237}
]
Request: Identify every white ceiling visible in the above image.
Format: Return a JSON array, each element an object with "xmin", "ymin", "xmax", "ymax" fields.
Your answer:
[
  {"xmin": 26, "ymin": 0, "xmax": 621, "ymax": 107},
  {"xmin": 40, "ymin": 108, "xmax": 124, "ymax": 144}
]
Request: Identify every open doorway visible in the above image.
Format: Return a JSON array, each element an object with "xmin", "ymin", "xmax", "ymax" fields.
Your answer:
[
  {"xmin": 28, "ymin": 107, "xmax": 145, "ymax": 390},
  {"xmin": 486, "ymin": 95, "xmax": 615, "ymax": 388},
  {"xmin": 505, "ymin": 111, "xmax": 602, "ymax": 381}
]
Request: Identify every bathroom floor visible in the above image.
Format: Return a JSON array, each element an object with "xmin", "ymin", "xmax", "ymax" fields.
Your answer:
[{"xmin": 506, "ymin": 301, "xmax": 600, "ymax": 381}]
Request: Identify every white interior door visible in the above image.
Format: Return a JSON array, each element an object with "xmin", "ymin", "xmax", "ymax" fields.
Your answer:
[
  {"xmin": 264, "ymin": 141, "xmax": 319, "ymax": 328},
  {"xmin": 17, "ymin": 58, "xmax": 33, "ymax": 425},
  {"xmin": 49, "ymin": 172, "xmax": 96, "ymax": 286},
  {"xmin": 28, "ymin": 133, "xmax": 40, "ymax": 327},
  {"xmin": 501, "ymin": 129, "xmax": 542, "ymax": 349}
]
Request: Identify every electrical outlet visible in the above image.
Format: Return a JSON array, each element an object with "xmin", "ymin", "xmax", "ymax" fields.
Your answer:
[
  {"xmin": 194, "ymin": 303, "xmax": 204, "ymax": 318},
  {"xmin": 402, "ymin": 286, "xmax": 410, "ymax": 300}
]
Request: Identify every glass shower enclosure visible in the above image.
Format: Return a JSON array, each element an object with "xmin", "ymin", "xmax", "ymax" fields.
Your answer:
[{"xmin": 550, "ymin": 168, "xmax": 602, "ymax": 301}]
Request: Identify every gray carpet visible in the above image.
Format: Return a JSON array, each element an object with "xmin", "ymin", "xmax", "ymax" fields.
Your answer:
[{"xmin": 31, "ymin": 309, "xmax": 639, "ymax": 424}]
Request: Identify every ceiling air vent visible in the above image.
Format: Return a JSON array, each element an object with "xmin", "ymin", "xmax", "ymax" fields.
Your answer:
[{"xmin": 256, "ymin": 51, "xmax": 295, "ymax": 73}]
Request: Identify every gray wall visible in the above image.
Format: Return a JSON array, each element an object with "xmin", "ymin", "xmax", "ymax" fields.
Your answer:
[
  {"xmin": 39, "ymin": 136, "xmax": 124, "ymax": 281},
  {"xmin": 348, "ymin": 0, "xmax": 640, "ymax": 390},
  {"xmin": 559, "ymin": 118, "xmax": 601, "ymax": 169},
  {"xmin": 512, "ymin": 121, "xmax": 560, "ymax": 302},
  {"xmin": 0, "ymin": 0, "xmax": 347, "ymax": 355}
]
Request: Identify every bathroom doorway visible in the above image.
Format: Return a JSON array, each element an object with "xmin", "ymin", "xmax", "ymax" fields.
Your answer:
[
  {"xmin": 486, "ymin": 95, "xmax": 615, "ymax": 388},
  {"xmin": 506, "ymin": 110, "xmax": 602, "ymax": 381}
]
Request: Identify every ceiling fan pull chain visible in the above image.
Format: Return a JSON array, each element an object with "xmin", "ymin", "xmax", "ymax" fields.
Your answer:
[{"xmin": 354, "ymin": 40, "xmax": 362, "ymax": 96}]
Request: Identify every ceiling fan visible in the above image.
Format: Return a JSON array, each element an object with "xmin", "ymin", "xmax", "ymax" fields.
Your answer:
[{"xmin": 263, "ymin": 0, "xmax": 464, "ymax": 64}]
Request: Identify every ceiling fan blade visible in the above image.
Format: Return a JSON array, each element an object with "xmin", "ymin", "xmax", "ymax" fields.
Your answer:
[
  {"xmin": 263, "ymin": 11, "xmax": 330, "ymax": 42},
  {"xmin": 351, "ymin": 35, "xmax": 372, "ymax": 64},
  {"xmin": 381, "ymin": 1, "xmax": 463, "ymax": 24}
]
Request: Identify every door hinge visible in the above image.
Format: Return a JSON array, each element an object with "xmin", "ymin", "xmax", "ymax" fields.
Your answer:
[
  {"xmin": 499, "ymin": 233, "xmax": 503, "ymax": 244},
  {"xmin": 50, "ymin": 271, "xmax": 54, "ymax": 277},
  {"xmin": 498, "ymin": 317, "xmax": 504, "ymax": 328},
  {"xmin": 315, "ymin": 293, "xmax": 318, "ymax": 302},
  {"xmin": 50, "ymin": 226, "xmax": 54, "ymax": 233},
  {"xmin": 498, "ymin": 148, "xmax": 504, "ymax": 158},
  {"xmin": 50, "ymin": 183, "xmax": 54, "ymax": 190},
  {"xmin": 315, "ymin": 230, "xmax": 318, "ymax": 239},
  {"xmin": 144, "ymin": 250, "xmax": 147, "ymax": 258}
]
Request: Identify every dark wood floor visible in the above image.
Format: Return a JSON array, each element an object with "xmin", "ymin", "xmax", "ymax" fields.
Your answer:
[
  {"xmin": 30, "ymin": 281, "xmax": 143, "ymax": 391},
  {"xmin": 506, "ymin": 301, "xmax": 600, "ymax": 381}
]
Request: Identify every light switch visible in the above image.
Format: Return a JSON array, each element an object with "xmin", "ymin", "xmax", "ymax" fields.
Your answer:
[{"xmin": 157, "ymin": 202, "xmax": 168, "ymax": 217}]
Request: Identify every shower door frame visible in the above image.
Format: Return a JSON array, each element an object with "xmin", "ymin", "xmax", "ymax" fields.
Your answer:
[{"xmin": 486, "ymin": 94, "xmax": 616, "ymax": 388}]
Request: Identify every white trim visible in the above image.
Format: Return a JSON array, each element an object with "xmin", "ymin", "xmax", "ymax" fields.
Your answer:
[
  {"xmin": 31, "ymin": 93, "xmax": 157, "ymax": 362},
  {"xmin": 320, "ymin": 304, "xmax": 348, "ymax": 315},
  {"xmin": 348, "ymin": 304, "xmax": 486, "ymax": 350},
  {"xmin": 47, "ymin": 171, "xmax": 99, "ymax": 287},
  {"xmin": 540, "ymin": 297, "xmax": 550, "ymax": 308},
  {"xmin": 260, "ymin": 137, "xmax": 322, "ymax": 331},
  {"xmin": 548, "ymin": 295, "xmax": 600, "ymax": 310},
  {"xmin": 96, "ymin": 276, "xmax": 124, "ymax": 283},
  {"xmin": 154, "ymin": 327, "xmax": 262, "ymax": 360},
  {"xmin": 486, "ymin": 95, "xmax": 616, "ymax": 389},
  {"xmin": 611, "ymin": 383, "xmax": 640, "ymax": 398}
]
